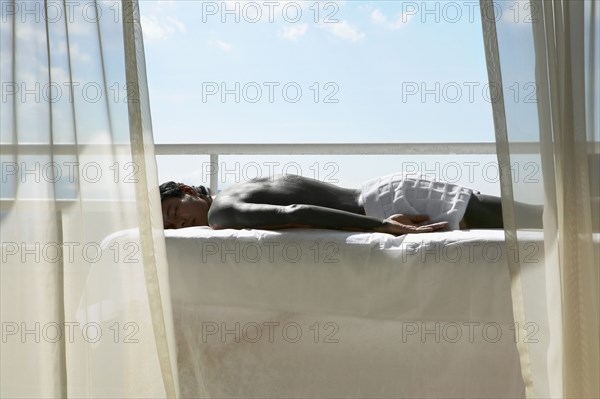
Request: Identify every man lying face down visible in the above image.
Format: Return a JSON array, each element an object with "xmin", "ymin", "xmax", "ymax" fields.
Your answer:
[{"xmin": 160, "ymin": 174, "xmax": 516, "ymax": 235}]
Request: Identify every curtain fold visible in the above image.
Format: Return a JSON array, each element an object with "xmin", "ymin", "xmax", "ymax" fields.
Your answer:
[
  {"xmin": 478, "ymin": 1, "xmax": 535, "ymax": 396},
  {"xmin": 480, "ymin": 0, "xmax": 600, "ymax": 397},
  {"xmin": 122, "ymin": 0, "xmax": 179, "ymax": 396},
  {"xmin": 0, "ymin": 0, "xmax": 178, "ymax": 397}
]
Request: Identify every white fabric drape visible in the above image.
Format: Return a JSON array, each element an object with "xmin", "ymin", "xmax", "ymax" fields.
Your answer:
[
  {"xmin": 0, "ymin": 0, "xmax": 178, "ymax": 397},
  {"xmin": 480, "ymin": 0, "xmax": 599, "ymax": 397}
]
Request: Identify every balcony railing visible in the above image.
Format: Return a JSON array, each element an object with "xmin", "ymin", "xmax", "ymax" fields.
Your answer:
[
  {"xmin": 3, "ymin": 141, "xmax": 591, "ymax": 195},
  {"xmin": 155, "ymin": 142, "xmax": 546, "ymax": 193},
  {"xmin": 3, "ymin": 141, "xmax": 599, "ymax": 212}
]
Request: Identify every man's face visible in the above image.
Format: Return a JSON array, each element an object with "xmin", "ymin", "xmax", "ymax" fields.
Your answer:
[{"xmin": 161, "ymin": 191, "xmax": 210, "ymax": 229}]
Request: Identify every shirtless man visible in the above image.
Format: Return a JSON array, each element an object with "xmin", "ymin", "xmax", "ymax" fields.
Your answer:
[{"xmin": 160, "ymin": 174, "xmax": 507, "ymax": 235}]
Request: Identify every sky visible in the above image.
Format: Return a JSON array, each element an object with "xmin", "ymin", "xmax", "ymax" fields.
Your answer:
[
  {"xmin": 140, "ymin": 1, "xmax": 529, "ymax": 194},
  {"xmin": 140, "ymin": 0, "xmax": 496, "ymax": 143}
]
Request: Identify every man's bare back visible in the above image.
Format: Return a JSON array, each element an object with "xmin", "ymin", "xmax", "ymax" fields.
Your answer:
[
  {"xmin": 161, "ymin": 175, "xmax": 451, "ymax": 235},
  {"xmin": 210, "ymin": 175, "xmax": 364, "ymax": 219}
]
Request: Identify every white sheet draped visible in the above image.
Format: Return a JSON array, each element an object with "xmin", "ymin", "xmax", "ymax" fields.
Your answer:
[
  {"xmin": 0, "ymin": 1, "xmax": 178, "ymax": 397},
  {"xmin": 162, "ymin": 227, "xmax": 529, "ymax": 398},
  {"xmin": 480, "ymin": 0, "xmax": 599, "ymax": 397}
]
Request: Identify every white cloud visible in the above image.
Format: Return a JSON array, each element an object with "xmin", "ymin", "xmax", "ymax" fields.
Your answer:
[
  {"xmin": 371, "ymin": 8, "xmax": 414, "ymax": 30},
  {"xmin": 56, "ymin": 41, "xmax": 91, "ymax": 63},
  {"xmin": 140, "ymin": 15, "xmax": 186, "ymax": 43},
  {"xmin": 279, "ymin": 23, "xmax": 308, "ymax": 41},
  {"xmin": 208, "ymin": 39, "xmax": 233, "ymax": 52},
  {"xmin": 371, "ymin": 9, "xmax": 387, "ymax": 25},
  {"xmin": 320, "ymin": 20, "xmax": 364, "ymax": 42},
  {"xmin": 13, "ymin": 22, "xmax": 47, "ymax": 43}
]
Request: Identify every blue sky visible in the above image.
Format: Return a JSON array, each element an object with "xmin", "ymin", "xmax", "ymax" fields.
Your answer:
[
  {"xmin": 140, "ymin": 1, "xmax": 495, "ymax": 142},
  {"xmin": 139, "ymin": 0, "xmax": 506, "ymax": 193}
]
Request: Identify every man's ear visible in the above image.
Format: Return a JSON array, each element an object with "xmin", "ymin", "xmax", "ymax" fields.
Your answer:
[{"xmin": 179, "ymin": 184, "xmax": 199, "ymax": 197}]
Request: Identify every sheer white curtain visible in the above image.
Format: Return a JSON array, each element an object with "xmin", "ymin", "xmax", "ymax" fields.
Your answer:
[
  {"xmin": 0, "ymin": 0, "xmax": 178, "ymax": 397},
  {"xmin": 480, "ymin": 0, "xmax": 599, "ymax": 397}
]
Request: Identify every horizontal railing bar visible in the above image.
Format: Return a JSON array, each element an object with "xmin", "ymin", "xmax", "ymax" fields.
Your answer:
[
  {"xmin": 0, "ymin": 143, "xmax": 133, "ymax": 156},
  {"xmin": 0, "ymin": 198, "xmax": 136, "ymax": 212},
  {"xmin": 3, "ymin": 142, "xmax": 599, "ymax": 156},
  {"xmin": 154, "ymin": 143, "xmax": 494, "ymax": 155},
  {"xmin": 156, "ymin": 142, "xmax": 544, "ymax": 155}
]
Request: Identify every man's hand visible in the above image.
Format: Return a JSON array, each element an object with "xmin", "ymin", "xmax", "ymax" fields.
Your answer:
[{"xmin": 375, "ymin": 214, "xmax": 449, "ymax": 235}]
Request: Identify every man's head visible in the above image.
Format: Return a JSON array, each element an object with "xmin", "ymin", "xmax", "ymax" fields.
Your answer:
[{"xmin": 160, "ymin": 182, "xmax": 212, "ymax": 229}]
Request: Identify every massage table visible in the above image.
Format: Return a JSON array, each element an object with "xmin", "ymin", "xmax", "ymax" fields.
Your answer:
[{"xmin": 159, "ymin": 227, "xmax": 549, "ymax": 398}]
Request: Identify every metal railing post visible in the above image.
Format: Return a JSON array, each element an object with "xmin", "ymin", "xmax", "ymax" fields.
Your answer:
[{"xmin": 210, "ymin": 153, "xmax": 219, "ymax": 194}]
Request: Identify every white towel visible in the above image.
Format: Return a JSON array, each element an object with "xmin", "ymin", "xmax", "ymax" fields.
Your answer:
[{"xmin": 361, "ymin": 174, "xmax": 474, "ymax": 230}]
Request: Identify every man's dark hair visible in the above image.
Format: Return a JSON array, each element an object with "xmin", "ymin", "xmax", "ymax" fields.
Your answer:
[{"xmin": 159, "ymin": 181, "xmax": 210, "ymax": 202}]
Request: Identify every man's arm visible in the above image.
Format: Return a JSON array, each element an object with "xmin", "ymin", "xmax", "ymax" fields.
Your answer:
[{"xmin": 208, "ymin": 202, "xmax": 448, "ymax": 235}]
